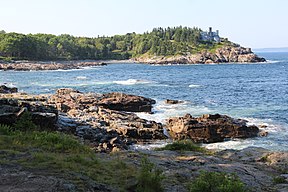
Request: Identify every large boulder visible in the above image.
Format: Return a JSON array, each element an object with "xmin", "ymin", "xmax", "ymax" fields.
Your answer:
[
  {"xmin": 166, "ymin": 113, "xmax": 259, "ymax": 143},
  {"xmin": 96, "ymin": 92, "xmax": 156, "ymax": 113}
]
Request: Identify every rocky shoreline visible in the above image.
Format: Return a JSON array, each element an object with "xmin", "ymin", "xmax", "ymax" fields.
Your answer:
[
  {"xmin": 134, "ymin": 46, "xmax": 266, "ymax": 64},
  {"xmin": 1, "ymin": 85, "xmax": 288, "ymax": 191},
  {"xmin": 0, "ymin": 85, "xmax": 266, "ymax": 152},
  {"xmin": 0, "ymin": 60, "xmax": 117, "ymax": 71},
  {"xmin": 0, "ymin": 46, "xmax": 266, "ymax": 71}
]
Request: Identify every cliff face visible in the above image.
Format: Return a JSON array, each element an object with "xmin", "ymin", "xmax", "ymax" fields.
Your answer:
[{"xmin": 134, "ymin": 46, "xmax": 266, "ymax": 64}]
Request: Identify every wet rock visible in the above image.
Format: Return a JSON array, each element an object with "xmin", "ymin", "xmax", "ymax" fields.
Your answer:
[
  {"xmin": 0, "ymin": 85, "xmax": 18, "ymax": 94},
  {"xmin": 166, "ymin": 113, "xmax": 259, "ymax": 143},
  {"xmin": 259, "ymin": 131, "xmax": 268, "ymax": 137},
  {"xmin": 165, "ymin": 99, "xmax": 183, "ymax": 104}
]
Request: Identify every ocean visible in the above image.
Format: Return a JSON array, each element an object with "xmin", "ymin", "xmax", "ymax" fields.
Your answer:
[{"xmin": 1, "ymin": 52, "xmax": 287, "ymax": 151}]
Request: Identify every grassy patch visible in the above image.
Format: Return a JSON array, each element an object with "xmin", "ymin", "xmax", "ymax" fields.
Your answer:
[
  {"xmin": 156, "ymin": 140, "xmax": 207, "ymax": 153},
  {"xmin": 136, "ymin": 157, "xmax": 164, "ymax": 192},
  {"xmin": 0, "ymin": 123, "xmax": 137, "ymax": 191},
  {"xmin": 189, "ymin": 171, "xmax": 247, "ymax": 192}
]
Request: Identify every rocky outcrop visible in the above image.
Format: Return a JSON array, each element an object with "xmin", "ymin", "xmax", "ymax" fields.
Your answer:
[
  {"xmin": 1, "ymin": 88, "xmax": 265, "ymax": 152},
  {"xmin": 48, "ymin": 88, "xmax": 166, "ymax": 141},
  {"xmin": 166, "ymin": 113, "xmax": 259, "ymax": 143},
  {"xmin": 0, "ymin": 85, "xmax": 18, "ymax": 94},
  {"xmin": 49, "ymin": 88, "xmax": 156, "ymax": 113},
  {"xmin": 134, "ymin": 46, "xmax": 266, "ymax": 64}
]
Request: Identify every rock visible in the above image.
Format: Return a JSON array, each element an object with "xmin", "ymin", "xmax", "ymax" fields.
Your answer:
[
  {"xmin": 259, "ymin": 131, "xmax": 268, "ymax": 137},
  {"xmin": 31, "ymin": 112, "xmax": 58, "ymax": 131},
  {"xmin": 0, "ymin": 96, "xmax": 58, "ymax": 130},
  {"xmin": 96, "ymin": 92, "xmax": 156, "ymax": 113},
  {"xmin": 0, "ymin": 85, "xmax": 18, "ymax": 94},
  {"xmin": 0, "ymin": 113, "xmax": 18, "ymax": 125},
  {"xmin": 166, "ymin": 113, "xmax": 259, "ymax": 143},
  {"xmin": 97, "ymin": 107, "xmax": 166, "ymax": 140},
  {"xmin": 165, "ymin": 99, "xmax": 183, "ymax": 104},
  {"xmin": 135, "ymin": 45, "xmax": 266, "ymax": 64}
]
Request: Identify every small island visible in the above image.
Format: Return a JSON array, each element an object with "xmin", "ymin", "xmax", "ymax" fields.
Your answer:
[{"xmin": 0, "ymin": 26, "xmax": 265, "ymax": 70}]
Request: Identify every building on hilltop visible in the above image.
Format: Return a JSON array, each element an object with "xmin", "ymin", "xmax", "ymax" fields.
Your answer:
[{"xmin": 201, "ymin": 27, "xmax": 220, "ymax": 42}]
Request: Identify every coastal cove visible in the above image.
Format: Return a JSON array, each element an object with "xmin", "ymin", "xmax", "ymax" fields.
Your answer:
[{"xmin": 1, "ymin": 52, "xmax": 287, "ymax": 151}]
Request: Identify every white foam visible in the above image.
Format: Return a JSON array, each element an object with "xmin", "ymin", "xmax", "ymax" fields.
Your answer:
[
  {"xmin": 113, "ymin": 79, "xmax": 153, "ymax": 85},
  {"xmin": 189, "ymin": 84, "xmax": 201, "ymax": 88},
  {"xmin": 136, "ymin": 100, "xmax": 212, "ymax": 124},
  {"xmin": 204, "ymin": 117, "xmax": 288, "ymax": 151},
  {"xmin": 75, "ymin": 76, "xmax": 88, "ymax": 80},
  {"xmin": 130, "ymin": 140, "xmax": 172, "ymax": 151},
  {"xmin": 265, "ymin": 60, "xmax": 280, "ymax": 64},
  {"xmin": 2, "ymin": 82, "xmax": 17, "ymax": 87}
]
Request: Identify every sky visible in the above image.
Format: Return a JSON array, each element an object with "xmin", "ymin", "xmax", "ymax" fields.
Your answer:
[{"xmin": 1, "ymin": 0, "xmax": 287, "ymax": 49}]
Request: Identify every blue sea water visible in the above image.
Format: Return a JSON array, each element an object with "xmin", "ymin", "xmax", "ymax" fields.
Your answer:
[{"xmin": 1, "ymin": 52, "xmax": 287, "ymax": 151}]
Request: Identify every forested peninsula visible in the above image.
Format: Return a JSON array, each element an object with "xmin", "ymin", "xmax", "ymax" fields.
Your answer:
[{"xmin": 0, "ymin": 26, "xmax": 265, "ymax": 65}]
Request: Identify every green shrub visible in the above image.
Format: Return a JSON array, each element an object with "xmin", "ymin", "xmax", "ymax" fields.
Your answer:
[
  {"xmin": 273, "ymin": 176, "xmax": 287, "ymax": 184},
  {"xmin": 157, "ymin": 140, "xmax": 206, "ymax": 152},
  {"xmin": 136, "ymin": 157, "xmax": 164, "ymax": 192},
  {"xmin": 189, "ymin": 171, "xmax": 247, "ymax": 192},
  {"xmin": 13, "ymin": 112, "xmax": 37, "ymax": 132}
]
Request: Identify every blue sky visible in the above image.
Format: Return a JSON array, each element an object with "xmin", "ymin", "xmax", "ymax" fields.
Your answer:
[{"xmin": 1, "ymin": 0, "xmax": 287, "ymax": 48}]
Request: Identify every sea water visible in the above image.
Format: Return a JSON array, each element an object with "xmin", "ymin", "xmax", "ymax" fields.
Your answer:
[{"xmin": 1, "ymin": 52, "xmax": 287, "ymax": 151}]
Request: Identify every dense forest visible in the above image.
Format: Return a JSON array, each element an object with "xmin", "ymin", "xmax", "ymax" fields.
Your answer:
[{"xmin": 0, "ymin": 26, "xmax": 227, "ymax": 61}]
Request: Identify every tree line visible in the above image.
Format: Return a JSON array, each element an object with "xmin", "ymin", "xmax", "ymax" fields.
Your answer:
[{"xmin": 0, "ymin": 26, "xmax": 221, "ymax": 60}]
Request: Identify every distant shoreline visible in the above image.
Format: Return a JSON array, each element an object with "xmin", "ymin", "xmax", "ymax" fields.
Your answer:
[{"xmin": 0, "ymin": 59, "xmax": 136, "ymax": 71}]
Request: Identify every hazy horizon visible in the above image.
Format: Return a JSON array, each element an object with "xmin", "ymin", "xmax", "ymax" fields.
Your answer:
[{"xmin": 1, "ymin": 0, "xmax": 287, "ymax": 49}]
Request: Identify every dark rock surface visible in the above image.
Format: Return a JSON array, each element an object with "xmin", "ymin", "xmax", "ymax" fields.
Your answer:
[
  {"xmin": 166, "ymin": 113, "xmax": 259, "ymax": 143},
  {"xmin": 165, "ymin": 99, "xmax": 183, "ymax": 104},
  {"xmin": 0, "ymin": 95, "xmax": 58, "ymax": 130},
  {"xmin": 96, "ymin": 92, "xmax": 156, "ymax": 113},
  {"xmin": 0, "ymin": 85, "xmax": 18, "ymax": 94}
]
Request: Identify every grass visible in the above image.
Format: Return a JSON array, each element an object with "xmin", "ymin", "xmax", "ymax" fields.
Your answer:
[
  {"xmin": 156, "ymin": 140, "xmax": 207, "ymax": 153},
  {"xmin": 0, "ymin": 124, "xmax": 137, "ymax": 191},
  {"xmin": 136, "ymin": 157, "xmax": 164, "ymax": 192},
  {"xmin": 189, "ymin": 171, "xmax": 247, "ymax": 192}
]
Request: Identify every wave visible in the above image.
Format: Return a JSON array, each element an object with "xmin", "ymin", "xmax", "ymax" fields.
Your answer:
[
  {"xmin": 130, "ymin": 140, "xmax": 172, "ymax": 151},
  {"xmin": 265, "ymin": 60, "xmax": 281, "ymax": 64},
  {"xmin": 113, "ymin": 79, "xmax": 153, "ymax": 85},
  {"xmin": 1, "ymin": 82, "xmax": 17, "ymax": 87},
  {"xmin": 188, "ymin": 84, "xmax": 201, "ymax": 88},
  {"xmin": 75, "ymin": 76, "xmax": 88, "ymax": 80}
]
